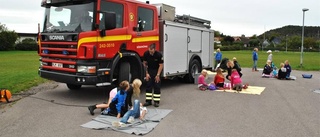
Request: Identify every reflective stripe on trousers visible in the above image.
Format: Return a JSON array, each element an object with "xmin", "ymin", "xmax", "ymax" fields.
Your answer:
[{"xmin": 145, "ymin": 69, "xmax": 161, "ymax": 103}]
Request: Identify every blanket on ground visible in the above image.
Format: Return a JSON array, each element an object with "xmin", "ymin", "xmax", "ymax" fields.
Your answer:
[
  {"xmin": 214, "ymin": 86, "xmax": 266, "ymax": 95},
  {"xmin": 81, "ymin": 109, "xmax": 172, "ymax": 135}
]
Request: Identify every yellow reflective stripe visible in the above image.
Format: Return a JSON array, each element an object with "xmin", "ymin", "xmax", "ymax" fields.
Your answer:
[
  {"xmin": 146, "ymin": 93, "xmax": 153, "ymax": 96},
  {"xmin": 153, "ymin": 94, "xmax": 161, "ymax": 97},
  {"xmin": 146, "ymin": 97, "xmax": 153, "ymax": 100},
  {"xmin": 132, "ymin": 36, "xmax": 159, "ymax": 43},
  {"xmin": 38, "ymin": 39, "xmax": 41, "ymax": 47},
  {"xmin": 78, "ymin": 35, "xmax": 132, "ymax": 48},
  {"xmin": 118, "ymin": 51, "xmax": 123, "ymax": 58},
  {"xmin": 153, "ymin": 98, "xmax": 160, "ymax": 101}
]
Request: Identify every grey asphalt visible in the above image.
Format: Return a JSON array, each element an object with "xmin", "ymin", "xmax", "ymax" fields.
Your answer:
[{"xmin": 0, "ymin": 68, "xmax": 319, "ymax": 137}]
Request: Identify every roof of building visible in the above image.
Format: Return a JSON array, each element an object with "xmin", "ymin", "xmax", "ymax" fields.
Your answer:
[{"xmin": 17, "ymin": 33, "xmax": 38, "ymax": 37}]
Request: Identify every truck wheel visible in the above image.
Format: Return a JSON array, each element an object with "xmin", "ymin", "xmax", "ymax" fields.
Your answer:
[
  {"xmin": 184, "ymin": 59, "xmax": 201, "ymax": 83},
  {"xmin": 66, "ymin": 84, "xmax": 82, "ymax": 90},
  {"xmin": 118, "ymin": 62, "xmax": 131, "ymax": 83}
]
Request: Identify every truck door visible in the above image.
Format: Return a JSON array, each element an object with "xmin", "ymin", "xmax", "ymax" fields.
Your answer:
[
  {"xmin": 163, "ymin": 23, "xmax": 188, "ymax": 76},
  {"xmin": 187, "ymin": 29, "xmax": 202, "ymax": 53},
  {"xmin": 201, "ymin": 31, "xmax": 210, "ymax": 67},
  {"xmin": 133, "ymin": 6, "xmax": 159, "ymax": 52}
]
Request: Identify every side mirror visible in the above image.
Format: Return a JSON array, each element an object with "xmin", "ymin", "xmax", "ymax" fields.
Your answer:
[
  {"xmin": 98, "ymin": 11, "xmax": 116, "ymax": 37},
  {"xmin": 104, "ymin": 12, "xmax": 116, "ymax": 30}
]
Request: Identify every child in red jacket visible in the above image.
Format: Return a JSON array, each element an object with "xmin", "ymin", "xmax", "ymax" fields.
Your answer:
[{"xmin": 214, "ymin": 68, "xmax": 225, "ymax": 90}]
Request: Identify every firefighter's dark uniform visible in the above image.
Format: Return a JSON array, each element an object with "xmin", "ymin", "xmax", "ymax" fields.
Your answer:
[{"xmin": 143, "ymin": 50, "xmax": 163, "ymax": 105}]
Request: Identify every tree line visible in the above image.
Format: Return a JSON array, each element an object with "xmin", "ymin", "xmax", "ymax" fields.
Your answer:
[
  {"xmin": 0, "ymin": 23, "xmax": 37, "ymax": 51},
  {"xmin": 215, "ymin": 25, "xmax": 320, "ymax": 52}
]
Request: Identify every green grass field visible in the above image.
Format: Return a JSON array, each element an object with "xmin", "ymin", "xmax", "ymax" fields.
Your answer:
[
  {"xmin": 0, "ymin": 51, "xmax": 47, "ymax": 94},
  {"xmin": 0, "ymin": 50, "xmax": 319, "ymax": 94},
  {"xmin": 222, "ymin": 50, "xmax": 320, "ymax": 71}
]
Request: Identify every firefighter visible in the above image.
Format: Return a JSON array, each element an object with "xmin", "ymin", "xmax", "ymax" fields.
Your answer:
[{"xmin": 143, "ymin": 43, "xmax": 163, "ymax": 107}]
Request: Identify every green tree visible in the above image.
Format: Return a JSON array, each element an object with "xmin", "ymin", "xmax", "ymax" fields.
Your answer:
[
  {"xmin": 250, "ymin": 34, "xmax": 257, "ymax": 39},
  {"xmin": 0, "ymin": 23, "xmax": 18, "ymax": 51},
  {"xmin": 222, "ymin": 35, "xmax": 234, "ymax": 46},
  {"xmin": 214, "ymin": 30, "xmax": 220, "ymax": 37},
  {"xmin": 15, "ymin": 38, "xmax": 37, "ymax": 51},
  {"xmin": 304, "ymin": 37, "xmax": 316, "ymax": 50},
  {"xmin": 21, "ymin": 38, "xmax": 37, "ymax": 44},
  {"xmin": 288, "ymin": 36, "xmax": 301, "ymax": 50},
  {"xmin": 249, "ymin": 39, "xmax": 260, "ymax": 47}
]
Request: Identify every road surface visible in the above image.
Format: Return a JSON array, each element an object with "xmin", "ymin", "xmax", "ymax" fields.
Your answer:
[{"xmin": 0, "ymin": 68, "xmax": 319, "ymax": 137}]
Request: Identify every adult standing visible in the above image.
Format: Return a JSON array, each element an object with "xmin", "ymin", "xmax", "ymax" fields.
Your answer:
[
  {"xmin": 252, "ymin": 48, "xmax": 259, "ymax": 72},
  {"xmin": 143, "ymin": 43, "xmax": 163, "ymax": 107},
  {"xmin": 214, "ymin": 48, "xmax": 222, "ymax": 70},
  {"xmin": 267, "ymin": 50, "xmax": 274, "ymax": 68},
  {"xmin": 267, "ymin": 50, "xmax": 272, "ymax": 62},
  {"xmin": 226, "ymin": 60, "xmax": 242, "ymax": 80}
]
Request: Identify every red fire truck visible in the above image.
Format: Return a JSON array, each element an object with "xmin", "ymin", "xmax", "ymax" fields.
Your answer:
[{"xmin": 38, "ymin": 0, "xmax": 214, "ymax": 90}]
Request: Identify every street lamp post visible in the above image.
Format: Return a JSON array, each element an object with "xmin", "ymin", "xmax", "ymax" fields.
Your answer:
[
  {"xmin": 286, "ymin": 34, "xmax": 288, "ymax": 52},
  {"xmin": 300, "ymin": 8, "xmax": 309, "ymax": 68}
]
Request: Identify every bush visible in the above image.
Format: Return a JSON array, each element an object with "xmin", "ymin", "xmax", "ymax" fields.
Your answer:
[
  {"xmin": 220, "ymin": 45, "xmax": 243, "ymax": 51},
  {"xmin": 0, "ymin": 31, "xmax": 18, "ymax": 51},
  {"xmin": 15, "ymin": 38, "xmax": 38, "ymax": 51},
  {"xmin": 15, "ymin": 43, "xmax": 38, "ymax": 51}
]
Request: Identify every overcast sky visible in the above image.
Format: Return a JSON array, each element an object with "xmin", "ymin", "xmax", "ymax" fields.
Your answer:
[{"xmin": 0, "ymin": 0, "xmax": 319, "ymax": 36}]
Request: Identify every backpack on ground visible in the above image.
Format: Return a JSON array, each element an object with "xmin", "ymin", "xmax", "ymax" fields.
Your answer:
[{"xmin": 0, "ymin": 89, "xmax": 12, "ymax": 103}]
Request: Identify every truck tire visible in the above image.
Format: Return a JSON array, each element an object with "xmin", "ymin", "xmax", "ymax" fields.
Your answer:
[
  {"xmin": 184, "ymin": 59, "xmax": 201, "ymax": 83},
  {"xmin": 118, "ymin": 62, "xmax": 131, "ymax": 83},
  {"xmin": 66, "ymin": 84, "xmax": 82, "ymax": 90}
]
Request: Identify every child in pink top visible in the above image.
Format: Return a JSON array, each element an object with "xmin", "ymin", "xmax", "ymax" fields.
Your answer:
[
  {"xmin": 198, "ymin": 69, "xmax": 209, "ymax": 90},
  {"xmin": 230, "ymin": 69, "xmax": 243, "ymax": 92}
]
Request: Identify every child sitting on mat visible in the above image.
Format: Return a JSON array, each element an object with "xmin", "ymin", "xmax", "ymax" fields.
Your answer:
[
  {"xmin": 230, "ymin": 69, "xmax": 242, "ymax": 92},
  {"xmin": 214, "ymin": 68, "xmax": 225, "ymax": 90},
  {"xmin": 112, "ymin": 99, "xmax": 147, "ymax": 128},
  {"xmin": 277, "ymin": 63, "xmax": 287, "ymax": 80},
  {"xmin": 262, "ymin": 60, "xmax": 273, "ymax": 78},
  {"xmin": 284, "ymin": 60, "xmax": 292, "ymax": 78}
]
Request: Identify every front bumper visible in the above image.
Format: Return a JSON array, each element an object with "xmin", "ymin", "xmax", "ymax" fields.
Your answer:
[{"xmin": 38, "ymin": 69, "xmax": 109, "ymax": 85}]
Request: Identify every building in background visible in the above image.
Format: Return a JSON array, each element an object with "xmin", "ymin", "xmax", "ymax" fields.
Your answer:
[{"xmin": 16, "ymin": 33, "xmax": 37, "ymax": 43}]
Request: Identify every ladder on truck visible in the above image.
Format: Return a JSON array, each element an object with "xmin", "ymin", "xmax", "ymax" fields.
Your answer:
[{"xmin": 174, "ymin": 14, "xmax": 211, "ymax": 29}]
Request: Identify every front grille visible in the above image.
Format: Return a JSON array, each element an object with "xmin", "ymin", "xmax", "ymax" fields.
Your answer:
[
  {"xmin": 42, "ymin": 44, "xmax": 77, "ymax": 49},
  {"xmin": 40, "ymin": 42, "xmax": 78, "ymax": 73}
]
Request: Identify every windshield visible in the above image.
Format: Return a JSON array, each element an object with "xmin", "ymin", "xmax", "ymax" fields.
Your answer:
[{"xmin": 43, "ymin": 2, "xmax": 94, "ymax": 33}]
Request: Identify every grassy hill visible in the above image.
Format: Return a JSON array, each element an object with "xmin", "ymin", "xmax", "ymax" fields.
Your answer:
[{"xmin": 259, "ymin": 25, "xmax": 320, "ymax": 39}]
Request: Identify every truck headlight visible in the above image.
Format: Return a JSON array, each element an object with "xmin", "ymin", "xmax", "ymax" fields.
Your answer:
[
  {"xmin": 40, "ymin": 61, "xmax": 48, "ymax": 66},
  {"xmin": 77, "ymin": 66, "xmax": 96, "ymax": 73}
]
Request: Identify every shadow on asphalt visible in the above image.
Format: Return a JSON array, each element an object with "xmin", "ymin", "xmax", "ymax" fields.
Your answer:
[{"xmin": 41, "ymin": 78, "xmax": 189, "ymax": 104}]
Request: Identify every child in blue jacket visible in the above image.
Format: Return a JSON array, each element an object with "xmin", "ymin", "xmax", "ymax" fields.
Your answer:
[
  {"xmin": 102, "ymin": 81, "xmax": 130, "ymax": 118},
  {"xmin": 284, "ymin": 60, "xmax": 291, "ymax": 78}
]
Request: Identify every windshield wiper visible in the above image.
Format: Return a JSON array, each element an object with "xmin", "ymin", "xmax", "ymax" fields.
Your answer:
[
  {"xmin": 45, "ymin": 29, "xmax": 60, "ymax": 33},
  {"xmin": 56, "ymin": 30, "xmax": 76, "ymax": 33}
]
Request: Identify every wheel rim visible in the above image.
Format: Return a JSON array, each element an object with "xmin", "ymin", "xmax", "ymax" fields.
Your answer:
[
  {"xmin": 119, "ymin": 62, "xmax": 132, "ymax": 82},
  {"xmin": 191, "ymin": 64, "xmax": 199, "ymax": 78}
]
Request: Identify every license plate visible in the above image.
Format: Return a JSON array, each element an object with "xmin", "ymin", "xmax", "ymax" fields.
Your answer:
[{"xmin": 52, "ymin": 63, "xmax": 63, "ymax": 68}]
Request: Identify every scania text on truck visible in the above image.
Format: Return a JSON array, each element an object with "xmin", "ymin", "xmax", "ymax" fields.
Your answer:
[{"xmin": 38, "ymin": 0, "xmax": 214, "ymax": 90}]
